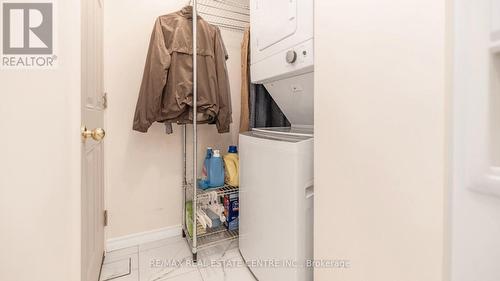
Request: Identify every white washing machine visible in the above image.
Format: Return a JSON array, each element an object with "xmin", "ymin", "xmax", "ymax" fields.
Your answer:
[{"xmin": 239, "ymin": 127, "xmax": 313, "ymax": 281}]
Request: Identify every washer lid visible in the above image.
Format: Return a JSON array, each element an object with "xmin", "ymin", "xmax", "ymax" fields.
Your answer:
[{"xmin": 252, "ymin": 126, "xmax": 313, "ymax": 138}]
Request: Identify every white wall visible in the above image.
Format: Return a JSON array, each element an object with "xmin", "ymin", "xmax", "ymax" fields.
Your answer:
[
  {"xmin": 0, "ymin": 1, "xmax": 81, "ymax": 281},
  {"xmin": 314, "ymin": 1, "xmax": 450, "ymax": 280},
  {"xmin": 452, "ymin": 0, "xmax": 500, "ymax": 280},
  {"xmin": 103, "ymin": 0, "xmax": 242, "ymax": 239}
]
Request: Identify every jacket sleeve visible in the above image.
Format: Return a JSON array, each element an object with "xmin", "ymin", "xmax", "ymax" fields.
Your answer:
[
  {"xmin": 214, "ymin": 27, "xmax": 232, "ymax": 133},
  {"xmin": 133, "ymin": 18, "xmax": 171, "ymax": 133}
]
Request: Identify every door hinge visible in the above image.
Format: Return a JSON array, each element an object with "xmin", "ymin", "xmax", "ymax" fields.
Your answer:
[
  {"xmin": 102, "ymin": 92, "xmax": 108, "ymax": 109},
  {"xmin": 104, "ymin": 210, "xmax": 108, "ymax": 227}
]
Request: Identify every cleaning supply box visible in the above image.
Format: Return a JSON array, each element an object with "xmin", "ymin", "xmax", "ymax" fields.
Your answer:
[{"xmin": 224, "ymin": 193, "xmax": 239, "ymax": 231}]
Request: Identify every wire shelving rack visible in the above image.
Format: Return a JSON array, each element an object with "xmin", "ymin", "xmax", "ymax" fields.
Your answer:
[{"xmin": 181, "ymin": 0, "xmax": 248, "ymax": 262}]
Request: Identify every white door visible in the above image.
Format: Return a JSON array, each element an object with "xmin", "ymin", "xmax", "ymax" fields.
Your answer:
[{"xmin": 81, "ymin": 0, "xmax": 106, "ymax": 280}]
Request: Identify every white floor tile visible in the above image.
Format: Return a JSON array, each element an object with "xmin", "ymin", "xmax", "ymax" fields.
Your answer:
[
  {"xmin": 198, "ymin": 259, "xmax": 256, "ymax": 281},
  {"xmin": 100, "ymin": 258, "xmax": 131, "ymax": 281},
  {"xmin": 139, "ymin": 239, "xmax": 197, "ymax": 281},
  {"xmin": 101, "ymin": 246, "xmax": 141, "ymax": 281},
  {"xmin": 162, "ymin": 270, "xmax": 203, "ymax": 281},
  {"xmin": 196, "ymin": 241, "xmax": 238, "ymax": 263},
  {"xmin": 198, "ymin": 265, "xmax": 224, "ymax": 281},
  {"xmin": 221, "ymin": 247, "xmax": 242, "ymax": 261},
  {"xmin": 106, "ymin": 246, "xmax": 139, "ymax": 259},
  {"xmin": 105, "ymin": 237, "xmax": 256, "ymax": 281},
  {"xmin": 104, "ymin": 246, "xmax": 139, "ymax": 271},
  {"xmin": 197, "ymin": 241, "xmax": 256, "ymax": 281},
  {"xmin": 223, "ymin": 266, "xmax": 256, "ymax": 281},
  {"xmin": 100, "ymin": 268, "xmax": 139, "ymax": 281},
  {"xmin": 221, "ymin": 246, "xmax": 256, "ymax": 281}
]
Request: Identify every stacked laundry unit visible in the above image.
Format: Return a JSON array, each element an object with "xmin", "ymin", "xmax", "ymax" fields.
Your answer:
[{"xmin": 239, "ymin": 0, "xmax": 314, "ymax": 281}]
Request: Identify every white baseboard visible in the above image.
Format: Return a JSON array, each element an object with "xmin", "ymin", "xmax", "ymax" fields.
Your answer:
[{"xmin": 106, "ymin": 225, "xmax": 182, "ymax": 252}]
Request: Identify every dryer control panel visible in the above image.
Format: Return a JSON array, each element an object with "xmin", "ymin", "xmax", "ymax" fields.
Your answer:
[{"xmin": 251, "ymin": 39, "xmax": 313, "ymax": 84}]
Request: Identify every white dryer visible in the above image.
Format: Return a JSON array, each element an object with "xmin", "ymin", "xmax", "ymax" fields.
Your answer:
[
  {"xmin": 250, "ymin": 0, "xmax": 314, "ymax": 129},
  {"xmin": 250, "ymin": 0, "xmax": 314, "ymax": 84}
]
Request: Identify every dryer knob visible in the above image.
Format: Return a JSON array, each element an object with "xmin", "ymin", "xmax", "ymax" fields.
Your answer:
[{"xmin": 286, "ymin": 50, "xmax": 297, "ymax": 64}]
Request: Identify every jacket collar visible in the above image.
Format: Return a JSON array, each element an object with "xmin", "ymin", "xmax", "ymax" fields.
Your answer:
[{"xmin": 180, "ymin": 6, "xmax": 194, "ymax": 19}]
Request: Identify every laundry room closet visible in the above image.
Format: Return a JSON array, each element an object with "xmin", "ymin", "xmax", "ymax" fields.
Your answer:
[
  {"xmin": 103, "ymin": 0, "xmax": 245, "ymax": 242},
  {"xmin": 99, "ymin": 0, "xmax": 315, "ymax": 280}
]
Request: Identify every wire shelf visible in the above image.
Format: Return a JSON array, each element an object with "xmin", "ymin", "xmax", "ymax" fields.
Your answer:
[
  {"xmin": 190, "ymin": 0, "xmax": 249, "ymax": 32},
  {"xmin": 184, "ymin": 224, "xmax": 239, "ymax": 250},
  {"xmin": 183, "ymin": 182, "xmax": 239, "ymax": 253},
  {"xmin": 184, "ymin": 183, "xmax": 239, "ymax": 199}
]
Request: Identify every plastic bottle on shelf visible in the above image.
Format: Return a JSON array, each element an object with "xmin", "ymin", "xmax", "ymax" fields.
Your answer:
[
  {"xmin": 198, "ymin": 147, "xmax": 213, "ymax": 189},
  {"xmin": 223, "ymin": 145, "xmax": 239, "ymax": 186},
  {"xmin": 208, "ymin": 150, "xmax": 225, "ymax": 188}
]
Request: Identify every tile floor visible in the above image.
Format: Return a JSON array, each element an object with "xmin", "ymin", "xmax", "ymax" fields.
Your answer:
[{"xmin": 99, "ymin": 236, "xmax": 256, "ymax": 281}]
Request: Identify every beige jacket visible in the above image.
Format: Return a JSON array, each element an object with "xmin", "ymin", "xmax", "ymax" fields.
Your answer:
[
  {"xmin": 133, "ymin": 6, "xmax": 232, "ymax": 133},
  {"xmin": 239, "ymin": 28, "xmax": 250, "ymax": 133}
]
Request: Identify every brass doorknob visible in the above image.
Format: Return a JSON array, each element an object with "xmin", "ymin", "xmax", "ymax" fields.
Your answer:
[{"xmin": 81, "ymin": 126, "xmax": 106, "ymax": 141}]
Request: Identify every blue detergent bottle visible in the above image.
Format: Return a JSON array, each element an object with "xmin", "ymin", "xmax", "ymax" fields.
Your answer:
[
  {"xmin": 208, "ymin": 150, "xmax": 225, "ymax": 188},
  {"xmin": 198, "ymin": 147, "xmax": 213, "ymax": 189}
]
